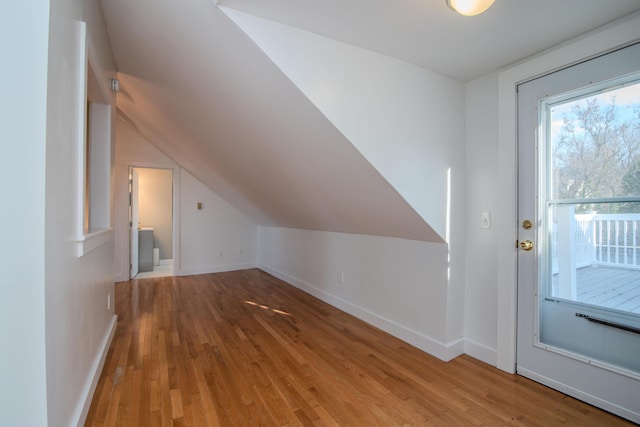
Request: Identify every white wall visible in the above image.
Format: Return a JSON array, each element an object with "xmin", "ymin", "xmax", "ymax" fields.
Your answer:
[
  {"xmin": 258, "ymin": 227, "xmax": 464, "ymax": 361},
  {"xmin": 43, "ymin": 0, "xmax": 118, "ymax": 426},
  {"xmin": 226, "ymin": 9, "xmax": 468, "ymax": 356},
  {"xmin": 463, "ymin": 72, "xmax": 500, "ymax": 365},
  {"xmin": 114, "ymin": 117, "xmax": 258, "ymax": 281},
  {"xmin": 136, "ymin": 167, "xmax": 173, "ymax": 259},
  {"xmin": 224, "ymin": 8, "xmax": 466, "ymax": 241},
  {"xmin": 0, "ymin": 2, "xmax": 50, "ymax": 425},
  {"xmin": 179, "ymin": 170, "xmax": 258, "ymax": 275}
]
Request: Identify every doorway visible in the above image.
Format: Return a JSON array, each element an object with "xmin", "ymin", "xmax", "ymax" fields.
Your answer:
[
  {"xmin": 129, "ymin": 166, "xmax": 175, "ymax": 279},
  {"xmin": 517, "ymin": 42, "xmax": 640, "ymax": 422}
]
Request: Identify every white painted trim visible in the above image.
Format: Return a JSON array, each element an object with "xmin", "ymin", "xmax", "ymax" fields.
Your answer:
[
  {"xmin": 72, "ymin": 314, "xmax": 117, "ymax": 427},
  {"xmin": 127, "ymin": 161, "xmax": 177, "ymax": 170},
  {"xmin": 75, "ymin": 21, "xmax": 88, "ymax": 242},
  {"xmin": 177, "ymin": 263, "xmax": 257, "ymax": 277},
  {"xmin": 75, "ymin": 228, "xmax": 113, "ymax": 257},
  {"xmin": 159, "ymin": 259, "xmax": 173, "ymax": 266},
  {"xmin": 75, "ymin": 22, "xmax": 113, "ymax": 249},
  {"xmin": 445, "ymin": 339, "xmax": 465, "ymax": 362},
  {"xmin": 259, "ymin": 265, "xmax": 464, "ymax": 362},
  {"xmin": 464, "ymin": 338, "xmax": 497, "ymax": 367},
  {"xmin": 496, "ymin": 12, "xmax": 640, "ymax": 374},
  {"xmin": 518, "ymin": 367, "xmax": 640, "ymax": 424}
]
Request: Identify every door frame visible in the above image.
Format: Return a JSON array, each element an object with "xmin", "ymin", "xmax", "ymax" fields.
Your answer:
[
  {"xmin": 127, "ymin": 162, "xmax": 181, "ymax": 277},
  {"xmin": 496, "ymin": 14, "xmax": 640, "ymax": 373},
  {"xmin": 130, "ymin": 168, "xmax": 139, "ymax": 278}
]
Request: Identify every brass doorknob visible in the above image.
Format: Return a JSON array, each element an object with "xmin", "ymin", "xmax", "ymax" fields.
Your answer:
[{"xmin": 519, "ymin": 240, "xmax": 534, "ymax": 251}]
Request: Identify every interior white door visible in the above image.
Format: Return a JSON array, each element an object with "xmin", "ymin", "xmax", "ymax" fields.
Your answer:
[
  {"xmin": 130, "ymin": 168, "xmax": 139, "ymax": 279},
  {"xmin": 517, "ymin": 42, "xmax": 640, "ymax": 423}
]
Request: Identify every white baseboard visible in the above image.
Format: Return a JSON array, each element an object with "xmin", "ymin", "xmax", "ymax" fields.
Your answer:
[
  {"xmin": 159, "ymin": 258, "xmax": 173, "ymax": 266},
  {"xmin": 177, "ymin": 262, "xmax": 256, "ymax": 277},
  {"xmin": 73, "ymin": 314, "xmax": 117, "ymax": 427},
  {"xmin": 518, "ymin": 367, "xmax": 640, "ymax": 424},
  {"xmin": 114, "ymin": 272, "xmax": 127, "ymax": 283},
  {"xmin": 258, "ymin": 265, "xmax": 464, "ymax": 362},
  {"xmin": 464, "ymin": 338, "xmax": 497, "ymax": 367}
]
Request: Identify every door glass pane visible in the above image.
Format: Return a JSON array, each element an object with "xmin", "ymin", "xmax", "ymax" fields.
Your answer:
[
  {"xmin": 547, "ymin": 78, "xmax": 640, "ymax": 315},
  {"xmin": 550, "ymin": 202, "xmax": 640, "ymax": 315},
  {"xmin": 541, "ymin": 76, "xmax": 640, "ymax": 375},
  {"xmin": 550, "ymin": 79, "xmax": 640, "ymax": 201}
]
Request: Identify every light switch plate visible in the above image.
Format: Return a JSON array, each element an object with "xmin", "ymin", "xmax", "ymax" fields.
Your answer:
[{"xmin": 481, "ymin": 212, "xmax": 491, "ymax": 229}]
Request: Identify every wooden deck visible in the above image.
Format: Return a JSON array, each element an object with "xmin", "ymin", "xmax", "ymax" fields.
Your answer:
[
  {"xmin": 553, "ymin": 266, "xmax": 640, "ymax": 313},
  {"xmin": 85, "ymin": 269, "xmax": 634, "ymax": 426}
]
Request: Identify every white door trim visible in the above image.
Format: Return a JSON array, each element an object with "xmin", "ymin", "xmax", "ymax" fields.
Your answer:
[
  {"xmin": 496, "ymin": 12, "xmax": 640, "ymax": 373},
  {"xmin": 130, "ymin": 168, "xmax": 139, "ymax": 278}
]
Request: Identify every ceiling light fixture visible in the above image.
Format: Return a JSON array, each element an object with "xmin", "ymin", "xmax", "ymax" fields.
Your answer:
[{"xmin": 446, "ymin": 0, "xmax": 495, "ymax": 16}]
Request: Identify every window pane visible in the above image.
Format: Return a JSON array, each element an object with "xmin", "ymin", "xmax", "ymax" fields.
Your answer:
[
  {"xmin": 550, "ymin": 80, "xmax": 640, "ymax": 200},
  {"xmin": 549, "ymin": 201, "xmax": 640, "ymax": 317}
]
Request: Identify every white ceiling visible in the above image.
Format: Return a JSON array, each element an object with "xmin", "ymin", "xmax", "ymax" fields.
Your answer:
[
  {"xmin": 101, "ymin": 0, "xmax": 640, "ymax": 242},
  {"xmin": 216, "ymin": 0, "xmax": 640, "ymax": 81}
]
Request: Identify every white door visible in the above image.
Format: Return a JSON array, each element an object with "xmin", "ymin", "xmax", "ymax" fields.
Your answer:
[
  {"xmin": 517, "ymin": 42, "xmax": 640, "ymax": 422},
  {"xmin": 130, "ymin": 168, "xmax": 139, "ymax": 279}
]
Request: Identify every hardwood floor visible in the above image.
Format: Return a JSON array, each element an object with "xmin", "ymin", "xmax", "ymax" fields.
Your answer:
[{"xmin": 85, "ymin": 269, "xmax": 633, "ymax": 426}]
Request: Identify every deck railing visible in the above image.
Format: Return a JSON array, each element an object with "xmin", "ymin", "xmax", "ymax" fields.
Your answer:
[
  {"xmin": 593, "ymin": 214, "xmax": 640, "ymax": 267},
  {"xmin": 552, "ymin": 212, "xmax": 640, "ymax": 272}
]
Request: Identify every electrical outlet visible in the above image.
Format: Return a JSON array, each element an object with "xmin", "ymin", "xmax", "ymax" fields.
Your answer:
[
  {"xmin": 339, "ymin": 272, "xmax": 344, "ymax": 284},
  {"xmin": 239, "ymin": 249, "xmax": 244, "ymax": 256},
  {"xmin": 219, "ymin": 250, "xmax": 224, "ymax": 257}
]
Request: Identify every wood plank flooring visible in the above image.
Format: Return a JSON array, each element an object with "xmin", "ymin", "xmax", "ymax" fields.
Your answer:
[{"xmin": 85, "ymin": 269, "xmax": 634, "ymax": 426}]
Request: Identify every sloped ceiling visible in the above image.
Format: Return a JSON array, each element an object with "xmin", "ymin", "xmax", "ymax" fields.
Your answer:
[
  {"xmin": 101, "ymin": 0, "xmax": 640, "ymax": 242},
  {"xmin": 104, "ymin": 1, "xmax": 443, "ymax": 241}
]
